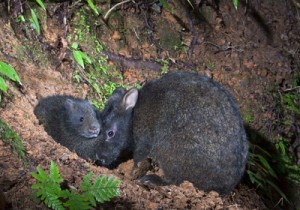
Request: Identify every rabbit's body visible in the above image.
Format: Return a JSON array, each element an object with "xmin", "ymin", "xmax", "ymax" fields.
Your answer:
[
  {"xmin": 34, "ymin": 95, "xmax": 101, "ymax": 160},
  {"xmin": 132, "ymin": 72, "xmax": 248, "ymax": 194},
  {"xmin": 95, "ymin": 72, "xmax": 248, "ymax": 194}
]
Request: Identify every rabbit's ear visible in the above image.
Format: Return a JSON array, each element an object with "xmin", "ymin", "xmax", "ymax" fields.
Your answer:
[
  {"xmin": 65, "ymin": 98, "xmax": 75, "ymax": 110},
  {"xmin": 122, "ymin": 88, "xmax": 138, "ymax": 110}
]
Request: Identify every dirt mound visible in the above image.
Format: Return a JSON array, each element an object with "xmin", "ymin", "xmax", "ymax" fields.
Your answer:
[{"xmin": 0, "ymin": 59, "xmax": 265, "ymax": 209}]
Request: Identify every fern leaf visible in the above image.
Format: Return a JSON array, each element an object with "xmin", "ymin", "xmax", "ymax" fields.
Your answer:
[
  {"xmin": 50, "ymin": 161, "xmax": 63, "ymax": 183},
  {"xmin": 63, "ymin": 190, "xmax": 91, "ymax": 210},
  {"xmin": 32, "ymin": 162, "xmax": 121, "ymax": 209},
  {"xmin": 31, "ymin": 167, "xmax": 49, "ymax": 182},
  {"xmin": 93, "ymin": 175, "xmax": 103, "ymax": 189},
  {"xmin": 265, "ymin": 180, "xmax": 290, "ymax": 203},
  {"xmin": 80, "ymin": 172, "xmax": 97, "ymax": 207},
  {"xmin": 98, "ymin": 175, "xmax": 107, "ymax": 187},
  {"xmin": 45, "ymin": 193, "xmax": 65, "ymax": 210},
  {"xmin": 81, "ymin": 172, "xmax": 93, "ymax": 191},
  {"xmin": 82, "ymin": 191, "xmax": 96, "ymax": 207},
  {"xmin": 92, "ymin": 176, "xmax": 120, "ymax": 203},
  {"xmin": 34, "ymin": 184, "xmax": 64, "ymax": 210},
  {"xmin": 31, "ymin": 183, "xmax": 44, "ymax": 190},
  {"xmin": 31, "ymin": 163, "xmax": 65, "ymax": 210},
  {"xmin": 103, "ymin": 176, "xmax": 121, "ymax": 197}
]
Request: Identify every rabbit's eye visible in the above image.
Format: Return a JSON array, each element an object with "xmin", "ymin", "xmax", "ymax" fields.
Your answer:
[
  {"xmin": 107, "ymin": 130, "xmax": 115, "ymax": 138},
  {"xmin": 80, "ymin": 117, "xmax": 84, "ymax": 122}
]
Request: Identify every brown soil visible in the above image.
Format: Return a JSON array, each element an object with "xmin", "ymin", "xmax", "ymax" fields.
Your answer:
[{"xmin": 0, "ymin": 0, "xmax": 299, "ymax": 209}]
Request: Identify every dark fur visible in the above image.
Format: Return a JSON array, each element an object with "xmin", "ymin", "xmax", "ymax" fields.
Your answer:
[
  {"xmin": 133, "ymin": 72, "xmax": 248, "ymax": 195},
  {"xmin": 96, "ymin": 72, "xmax": 248, "ymax": 195},
  {"xmin": 94, "ymin": 88, "xmax": 137, "ymax": 168},
  {"xmin": 34, "ymin": 95, "xmax": 101, "ymax": 160}
]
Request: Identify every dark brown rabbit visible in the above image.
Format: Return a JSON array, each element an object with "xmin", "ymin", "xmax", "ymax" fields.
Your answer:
[
  {"xmin": 132, "ymin": 72, "xmax": 248, "ymax": 195},
  {"xmin": 34, "ymin": 95, "xmax": 101, "ymax": 160},
  {"xmin": 96, "ymin": 72, "xmax": 248, "ymax": 195}
]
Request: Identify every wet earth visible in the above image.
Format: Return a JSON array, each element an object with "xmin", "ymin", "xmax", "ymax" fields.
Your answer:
[{"xmin": 0, "ymin": 0, "xmax": 300, "ymax": 209}]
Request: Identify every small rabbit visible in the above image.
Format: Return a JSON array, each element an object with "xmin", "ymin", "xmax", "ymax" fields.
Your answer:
[
  {"xmin": 95, "ymin": 72, "xmax": 248, "ymax": 194},
  {"xmin": 34, "ymin": 95, "xmax": 101, "ymax": 160}
]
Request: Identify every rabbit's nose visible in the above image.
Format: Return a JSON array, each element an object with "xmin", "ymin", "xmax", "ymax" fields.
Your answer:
[
  {"xmin": 95, "ymin": 154, "xmax": 106, "ymax": 165},
  {"xmin": 89, "ymin": 124, "xmax": 100, "ymax": 134}
]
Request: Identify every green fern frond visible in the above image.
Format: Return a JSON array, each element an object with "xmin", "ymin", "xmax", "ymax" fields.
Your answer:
[
  {"xmin": 80, "ymin": 172, "xmax": 96, "ymax": 207},
  {"xmin": 0, "ymin": 119, "xmax": 26, "ymax": 163},
  {"xmin": 94, "ymin": 176, "xmax": 121, "ymax": 203},
  {"xmin": 32, "ymin": 167, "xmax": 49, "ymax": 182},
  {"xmin": 32, "ymin": 161, "xmax": 121, "ymax": 210},
  {"xmin": 63, "ymin": 190, "xmax": 91, "ymax": 210},
  {"xmin": 31, "ymin": 163, "xmax": 64, "ymax": 210},
  {"xmin": 50, "ymin": 161, "xmax": 64, "ymax": 183},
  {"xmin": 81, "ymin": 172, "xmax": 93, "ymax": 190},
  {"xmin": 31, "ymin": 172, "xmax": 64, "ymax": 210},
  {"xmin": 82, "ymin": 175, "xmax": 121, "ymax": 204},
  {"xmin": 44, "ymin": 193, "xmax": 65, "ymax": 210},
  {"xmin": 105, "ymin": 176, "xmax": 121, "ymax": 196}
]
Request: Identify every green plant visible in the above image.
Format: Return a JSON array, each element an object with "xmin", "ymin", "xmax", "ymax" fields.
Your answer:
[
  {"xmin": 14, "ymin": 0, "xmax": 46, "ymax": 36},
  {"xmin": 173, "ymin": 42, "xmax": 188, "ymax": 53},
  {"xmin": 30, "ymin": 9, "xmax": 41, "ymax": 35},
  {"xmin": 68, "ymin": 9, "xmax": 137, "ymax": 109},
  {"xmin": 16, "ymin": 15, "xmax": 25, "ymax": 23},
  {"xmin": 247, "ymin": 143, "xmax": 290, "ymax": 203},
  {"xmin": 159, "ymin": 0, "xmax": 173, "ymax": 13},
  {"xmin": 202, "ymin": 60, "xmax": 216, "ymax": 70},
  {"xmin": 31, "ymin": 161, "xmax": 121, "ymax": 210},
  {"xmin": 281, "ymin": 92, "xmax": 300, "ymax": 115},
  {"xmin": 86, "ymin": 0, "xmax": 99, "ymax": 15},
  {"xmin": 70, "ymin": 41, "xmax": 119, "ymax": 109},
  {"xmin": 244, "ymin": 115, "xmax": 253, "ymax": 124},
  {"xmin": 71, "ymin": 42, "xmax": 92, "ymax": 69},
  {"xmin": 36, "ymin": 0, "xmax": 46, "ymax": 11},
  {"xmin": 274, "ymin": 139, "xmax": 300, "ymax": 185},
  {"xmin": 246, "ymin": 137, "xmax": 300, "ymax": 206},
  {"xmin": 156, "ymin": 59, "xmax": 169, "ymax": 74},
  {"xmin": 233, "ymin": 0, "xmax": 238, "ymax": 10},
  {"xmin": 70, "ymin": 36, "xmax": 132, "ymax": 109},
  {"xmin": 243, "ymin": 113, "xmax": 254, "ymax": 124},
  {"xmin": 255, "ymin": 74, "xmax": 300, "ymax": 207},
  {"xmin": 0, "ymin": 119, "xmax": 27, "ymax": 164},
  {"xmin": 0, "ymin": 61, "xmax": 21, "ymax": 96},
  {"xmin": 271, "ymin": 74, "xmax": 299, "ymax": 133}
]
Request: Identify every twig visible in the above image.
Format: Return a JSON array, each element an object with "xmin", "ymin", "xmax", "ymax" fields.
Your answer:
[
  {"xmin": 283, "ymin": 86, "xmax": 300, "ymax": 92},
  {"xmin": 273, "ymin": 197, "xmax": 284, "ymax": 208},
  {"xmin": 133, "ymin": 28, "xmax": 140, "ymax": 41},
  {"xmin": 203, "ymin": 42, "xmax": 244, "ymax": 53},
  {"xmin": 103, "ymin": 51, "xmax": 162, "ymax": 72},
  {"xmin": 104, "ymin": 0, "xmax": 133, "ymax": 21}
]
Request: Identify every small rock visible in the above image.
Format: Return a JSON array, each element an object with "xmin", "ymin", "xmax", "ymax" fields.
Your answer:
[
  {"xmin": 243, "ymin": 60, "xmax": 256, "ymax": 69},
  {"xmin": 60, "ymin": 153, "xmax": 69, "ymax": 161},
  {"xmin": 111, "ymin": 31, "xmax": 121, "ymax": 40},
  {"xmin": 260, "ymin": 68, "xmax": 268, "ymax": 77},
  {"xmin": 147, "ymin": 201, "xmax": 158, "ymax": 209}
]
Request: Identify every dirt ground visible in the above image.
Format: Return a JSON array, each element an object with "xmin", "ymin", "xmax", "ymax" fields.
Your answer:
[{"xmin": 0, "ymin": 0, "xmax": 299, "ymax": 209}]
